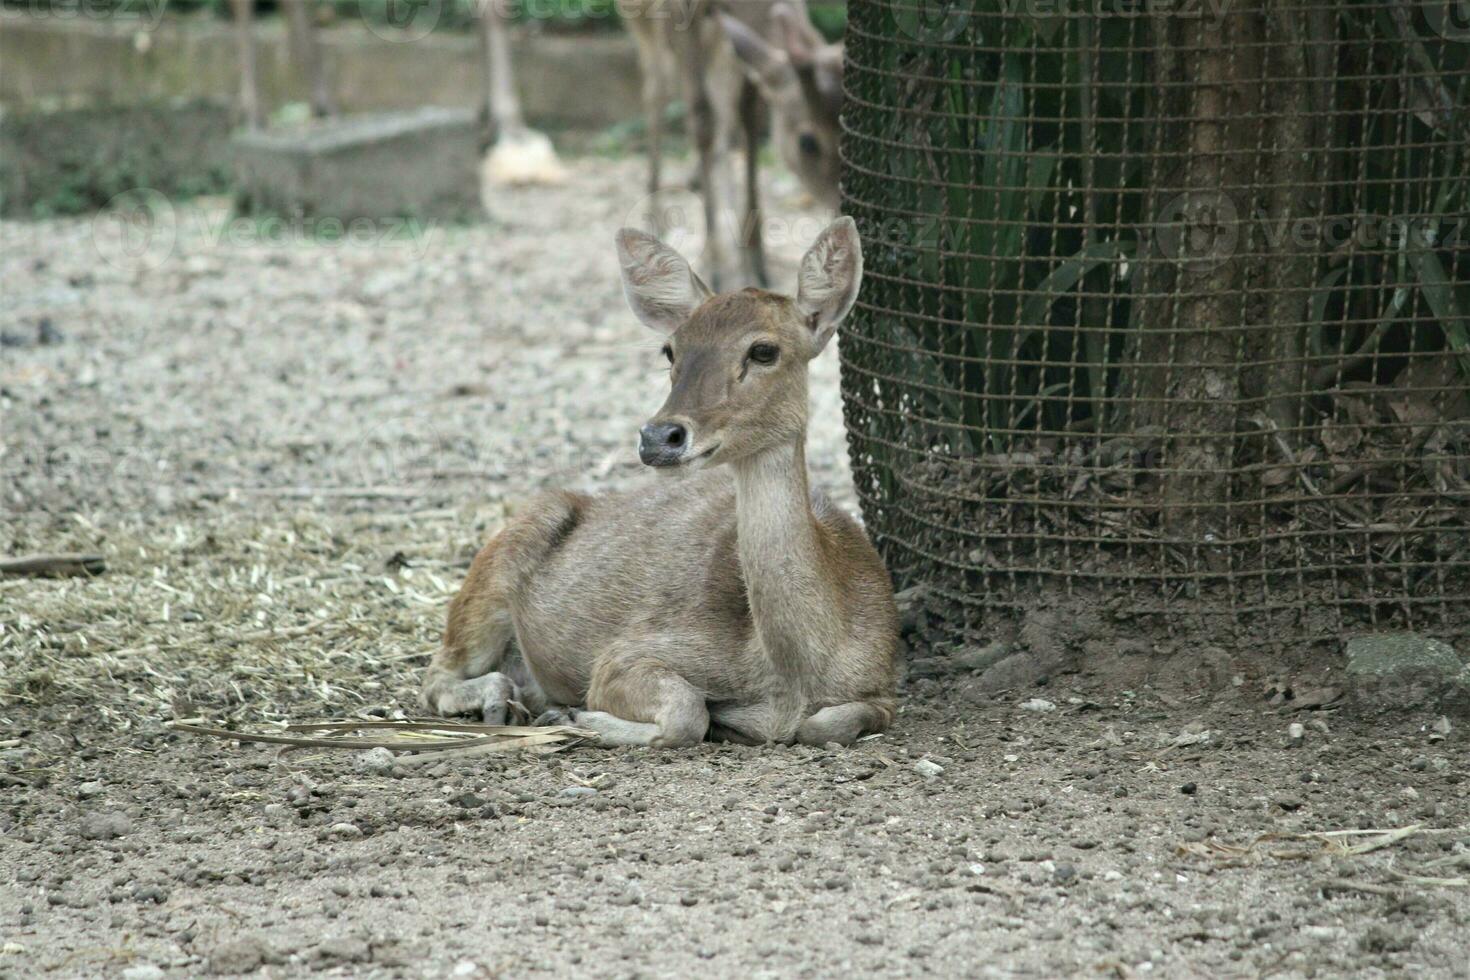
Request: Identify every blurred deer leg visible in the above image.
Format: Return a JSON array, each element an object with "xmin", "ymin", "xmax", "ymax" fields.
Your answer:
[
  {"xmin": 283, "ymin": 0, "xmax": 333, "ymax": 118},
  {"xmin": 482, "ymin": 0, "xmax": 525, "ymax": 137},
  {"xmin": 677, "ymin": 33, "xmax": 728, "ymax": 291},
  {"xmin": 738, "ymin": 78, "xmax": 768, "ymax": 288},
  {"xmin": 641, "ymin": 57, "xmax": 666, "ymax": 199},
  {"xmin": 230, "ymin": 0, "xmax": 263, "ymax": 128},
  {"xmin": 283, "ymin": 0, "xmax": 331, "ymax": 118},
  {"xmin": 480, "ymin": 0, "xmax": 566, "ymax": 186}
]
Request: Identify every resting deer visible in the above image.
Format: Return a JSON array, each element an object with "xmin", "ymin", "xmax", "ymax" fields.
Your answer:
[
  {"xmin": 623, "ymin": 0, "xmax": 844, "ymax": 290},
  {"xmin": 421, "ymin": 218, "xmax": 899, "ymax": 747}
]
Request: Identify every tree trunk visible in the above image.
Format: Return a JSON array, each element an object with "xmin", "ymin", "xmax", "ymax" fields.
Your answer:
[{"xmin": 1120, "ymin": 3, "xmax": 1265, "ymax": 536}]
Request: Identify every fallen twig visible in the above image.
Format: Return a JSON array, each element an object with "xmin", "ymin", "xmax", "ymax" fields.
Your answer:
[
  {"xmin": 234, "ymin": 486, "xmax": 426, "ymax": 500},
  {"xmin": 1177, "ymin": 824, "xmax": 1466, "ymax": 866},
  {"xmin": 1318, "ymin": 878, "xmax": 1403, "ymax": 898},
  {"xmin": 1387, "ymin": 870, "xmax": 1470, "ymax": 888},
  {"xmin": 0, "ymin": 553, "xmax": 105, "ymax": 578}
]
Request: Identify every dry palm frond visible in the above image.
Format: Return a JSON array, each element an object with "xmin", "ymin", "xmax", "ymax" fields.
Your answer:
[{"xmin": 168, "ymin": 719, "xmax": 597, "ymax": 757}]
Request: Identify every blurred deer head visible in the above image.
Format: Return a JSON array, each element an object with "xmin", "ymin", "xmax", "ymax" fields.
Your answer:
[{"xmin": 722, "ymin": 2, "xmax": 844, "ymax": 210}]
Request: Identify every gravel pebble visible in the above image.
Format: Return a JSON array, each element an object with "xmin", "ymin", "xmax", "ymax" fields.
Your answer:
[
  {"xmin": 355, "ymin": 747, "xmax": 398, "ymax": 775},
  {"xmin": 79, "ymin": 811, "xmax": 130, "ymax": 840}
]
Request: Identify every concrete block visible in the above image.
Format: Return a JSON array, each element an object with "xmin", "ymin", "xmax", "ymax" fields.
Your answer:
[{"xmin": 232, "ymin": 108, "xmax": 479, "ymax": 221}]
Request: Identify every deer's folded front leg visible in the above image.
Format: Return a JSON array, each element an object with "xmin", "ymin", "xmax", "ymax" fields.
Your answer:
[
  {"xmin": 795, "ymin": 701, "xmax": 894, "ymax": 747},
  {"xmin": 577, "ymin": 656, "xmax": 709, "ymax": 748}
]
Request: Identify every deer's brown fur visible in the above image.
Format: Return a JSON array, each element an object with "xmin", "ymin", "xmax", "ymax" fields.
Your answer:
[{"xmin": 422, "ymin": 218, "xmax": 899, "ymax": 747}]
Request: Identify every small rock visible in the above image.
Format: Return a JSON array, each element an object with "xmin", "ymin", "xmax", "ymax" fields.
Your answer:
[
  {"xmin": 1053, "ymin": 863, "xmax": 1078, "ymax": 884},
  {"xmin": 77, "ymin": 780, "xmax": 104, "ymax": 799},
  {"xmin": 327, "ymin": 822, "xmax": 362, "ymax": 838},
  {"xmin": 680, "ymin": 894, "xmax": 699, "ymax": 907},
  {"xmin": 355, "ymin": 747, "xmax": 397, "ymax": 775},
  {"xmin": 912, "ymin": 759, "xmax": 945, "ymax": 778},
  {"xmin": 1307, "ymin": 718, "xmax": 1330, "ymax": 734},
  {"xmin": 824, "ymin": 875, "xmax": 852, "ymax": 890},
  {"xmin": 131, "ymin": 885, "xmax": 169, "ymax": 904},
  {"xmin": 314, "ymin": 937, "xmax": 370, "ymax": 964},
  {"xmin": 79, "ymin": 811, "xmax": 130, "ymax": 840},
  {"xmin": 450, "ymin": 792, "xmax": 487, "ymax": 809},
  {"xmin": 1019, "ymin": 698, "xmax": 1056, "ymax": 713},
  {"xmin": 1286, "ymin": 723, "xmax": 1305, "ymax": 748},
  {"xmin": 208, "ymin": 936, "xmax": 274, "ymax": 975},
  {"xmin": 1344, "ymin": 634, "xmax": 1469, "ymax": 711},
  {"xmin": 1358, "ymin": 925, "xmax": 1413, "ymax": 954},
  {"xmin": 36, "ymin": 319, "xmax": 64, "ymax": 346},
  {"xmin": 559, "ymin": 786, "xmax": 597, "ymax": 798},
  {"xmin": 1430, "ymin": 715, "xmax": 1452, "ymax": 739},
  {"xmin": 121, "ymin": 965, "xmax": 165, "ymax": 980},
  {"xmin": 953, "ymin": 641, "xmax": 1012, "ymax": 672},
  {"xmin": 1180, "ymin": 782, "xmax": 1197, "ymax": 795}
]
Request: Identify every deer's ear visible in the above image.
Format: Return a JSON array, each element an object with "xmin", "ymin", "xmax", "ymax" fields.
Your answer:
[
  {"xmin": 615, "ymin": 228, "xmax": 713, "ymax": 335},
  {"xmin": 721, "ymin": 13, "xmax": 789, "ymax": 93},
  {"xmin": 771, "ymin": 1, "xmax": 822, "ymax": 67},
  {"xmin": 795, "ymin": 216, "xmax": 863, "ymax": 353}
]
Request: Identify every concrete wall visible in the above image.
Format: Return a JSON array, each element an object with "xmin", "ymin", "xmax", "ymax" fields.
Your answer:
[{"xmin": 0, "ymin": 11, "xmax": 641, "ymax": 129}]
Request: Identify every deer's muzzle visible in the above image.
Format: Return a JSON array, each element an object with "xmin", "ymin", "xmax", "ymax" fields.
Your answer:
[{"xmin": 638, "ymin": 420, "xmax": 690, "ymax": 467}]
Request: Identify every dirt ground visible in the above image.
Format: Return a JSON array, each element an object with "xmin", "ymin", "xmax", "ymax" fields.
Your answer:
[{"xmin": 3, "ymin": 158, "xmax": 1469, "ymax": 979}]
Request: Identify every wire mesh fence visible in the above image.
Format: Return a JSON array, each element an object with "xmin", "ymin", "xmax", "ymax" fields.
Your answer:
[{"xmin": 838, "ymin": 0, "xmax": 1470, "ymax": 647}]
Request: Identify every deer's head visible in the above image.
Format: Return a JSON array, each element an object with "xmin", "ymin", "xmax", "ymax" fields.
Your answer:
[
  {"xmin": 617, "ymin": 217, "xmax": 863, "ymax": 469},
  {"xmin": 721, "ymin": 2, "xmax": 843, "ymax": 210}
]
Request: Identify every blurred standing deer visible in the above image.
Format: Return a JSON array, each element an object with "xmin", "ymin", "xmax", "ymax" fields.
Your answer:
[
  {"xmin": 229, "ymin": 0, "xmax": 564, "ymax": 186},
  {"xmin": 623, "ymin": 0, "xmax": 844, "ymax": 290},
  {"xmin": 421, "ymin": 218, "xmax": 899, "ymax": 747}
]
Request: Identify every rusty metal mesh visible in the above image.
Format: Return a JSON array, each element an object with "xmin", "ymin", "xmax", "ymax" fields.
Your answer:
[{"xmin": 838, "ymin": 0, "xmax": 1470, "ymax": 645}]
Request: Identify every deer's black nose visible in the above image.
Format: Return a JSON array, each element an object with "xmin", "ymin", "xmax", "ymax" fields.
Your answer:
[{"xmin": 639, "ymin": 421, "xmax": 688, "ymax": 466}]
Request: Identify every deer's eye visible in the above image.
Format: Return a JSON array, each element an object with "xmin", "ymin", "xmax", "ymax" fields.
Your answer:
[
  {"xmin": 798, "ymin": 132, "xmax": 821, "ymax": 157},
  {"xmin": 747, "ymin": 343, "xmax": 780, "ymax": 365},
  {"xmin": 661, "ymin": 344, "xmax": 674, "ymax": 364}
]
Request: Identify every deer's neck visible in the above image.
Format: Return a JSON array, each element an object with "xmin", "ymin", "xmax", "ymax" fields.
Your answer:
[{"xmin": 731, "ymin": 440, "xmax": 840, "ymax": 680}]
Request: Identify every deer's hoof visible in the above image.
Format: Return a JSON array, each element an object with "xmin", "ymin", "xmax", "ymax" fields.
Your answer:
[{"xmin": 425, "ymin": 672, "xmax": 519, "ymax": 723}]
